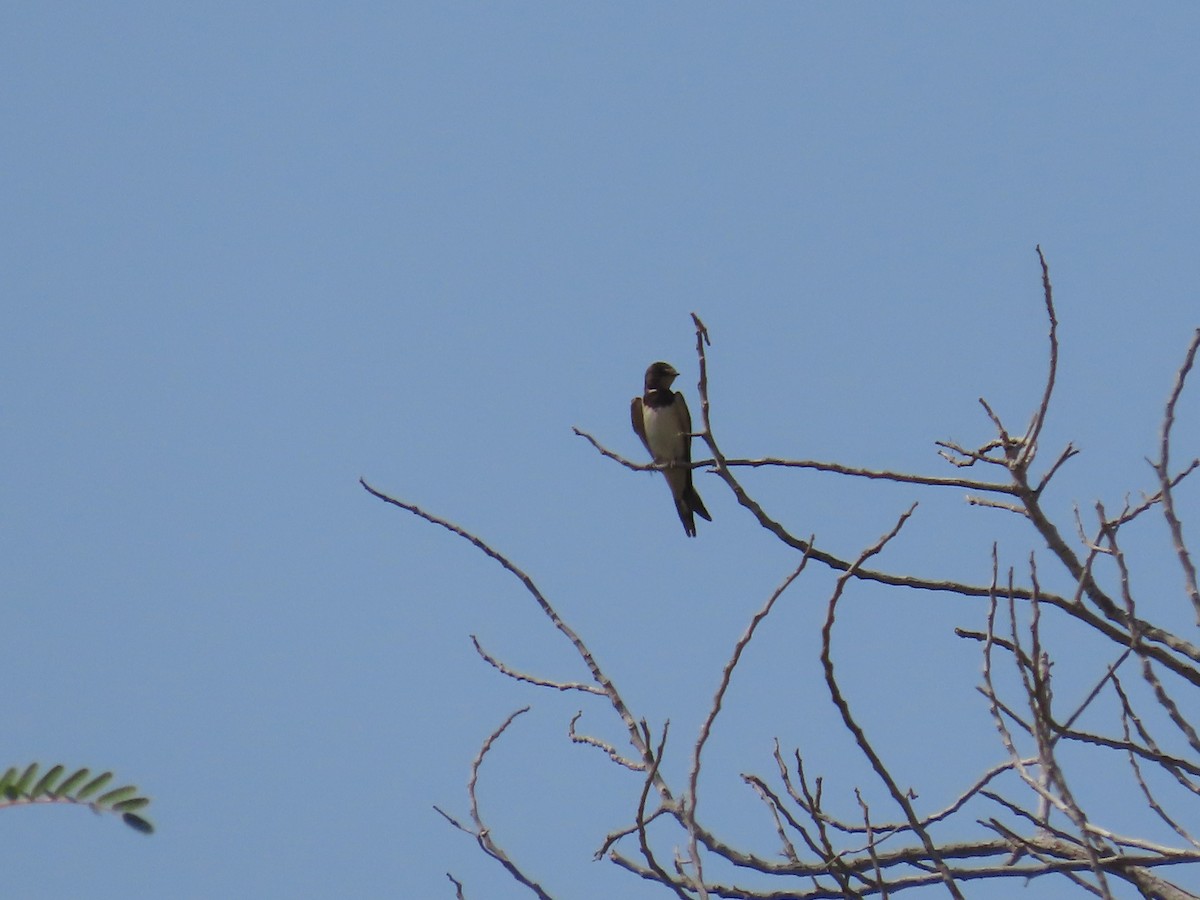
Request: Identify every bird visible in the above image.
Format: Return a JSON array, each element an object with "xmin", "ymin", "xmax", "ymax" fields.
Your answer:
[{"xmin": 630, "ymin": 361, "xmax": 712, "ymax": 537}]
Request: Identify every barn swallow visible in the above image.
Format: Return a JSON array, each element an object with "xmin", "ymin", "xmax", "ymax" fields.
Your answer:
[{"xmin": 631, "ymin": 361, "xmax": 712, "ymax": 537}]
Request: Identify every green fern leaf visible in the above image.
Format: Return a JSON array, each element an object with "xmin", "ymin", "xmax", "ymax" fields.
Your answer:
[
  {"xmin": 96, "ymin": 785, "xmax": 138, "ymax": 807},
  {"xmin": 122, "ymin": 812, "xmax": 154, "ymax": 834},
  {"xmin": 32, "ymin": 765, "xmax": 65, "ymax": 798},
  {"xmin": 56, "ymin": 768, "xmax": 91, "ymax": 796},
  {"xmin": 14, "ymin": 764, "xmax": 39, "ymax": 794},
  {"xmin": 76, "ymin": 771, "xmax": 113, "ymax": 800}
]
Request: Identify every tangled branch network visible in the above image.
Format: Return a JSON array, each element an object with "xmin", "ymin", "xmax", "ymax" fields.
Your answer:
[{"xmin": 364, "ymin": 248, "xmax": 1200, "ymax": 900}]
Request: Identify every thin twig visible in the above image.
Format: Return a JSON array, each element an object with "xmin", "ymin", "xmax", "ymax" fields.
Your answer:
[
  {"xmin": 687, "ymin": 551, "xmax": 813, "ymax": 835},
  {"xmin": 470, "ymin": 635, "xmax": 605, "ymax": 695},
  {"xmin": 820, "ymin": 506, "xmax": 966, "ymax": 900},
  {"xmin": 1019, "ymin": 245, "xmax": 1059, "ymax": 468},
  {"xmin": 436, "ymin": 707, "xmax": 555, "ymax": 900},
  {"xmin": 568, "ymin": 712, "xmax": 644, "ymax": 770},
  {"xmin": 1151, "ymin": 329, "xmax": 1200, "ymax": 623}
]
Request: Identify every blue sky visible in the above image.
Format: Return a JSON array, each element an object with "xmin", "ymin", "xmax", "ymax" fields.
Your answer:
[{"xmin": 4, "ymin": 4, "xmax": 1199, "ymax": 898}]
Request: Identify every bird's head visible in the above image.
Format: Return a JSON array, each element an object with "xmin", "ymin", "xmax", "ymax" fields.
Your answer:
[{"xmin": 644, "ymin": 361, "xmax": 679, "ymax": 391}]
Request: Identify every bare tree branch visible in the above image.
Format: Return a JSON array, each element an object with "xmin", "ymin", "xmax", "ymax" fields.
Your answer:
[{"xmin": 359, "ymin": 480, "xmax": 665, "ymax": 788}]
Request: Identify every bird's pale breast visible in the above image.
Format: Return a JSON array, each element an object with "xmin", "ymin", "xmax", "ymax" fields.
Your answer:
[{"xmin": 642, "ymin": 403, "xmax": 685, "ymax": 463}]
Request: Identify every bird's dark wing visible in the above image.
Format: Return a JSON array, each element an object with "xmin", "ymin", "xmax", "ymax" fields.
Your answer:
[
  {"xmin": 630, "ymin": 396, "xmax": 651, "ymax": 454},
  {"xmin": 675, "ymin": 391, "xmax": 694, "ymax": 463},
  {"xmin": 674, "ymin": 391, "xmax": 711, "ymax": 525}
]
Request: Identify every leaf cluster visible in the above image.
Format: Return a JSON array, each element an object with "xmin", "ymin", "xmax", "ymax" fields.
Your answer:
[{"xmin": 0, "ymin": 763, "xmax": 154, "ymax": 834}]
